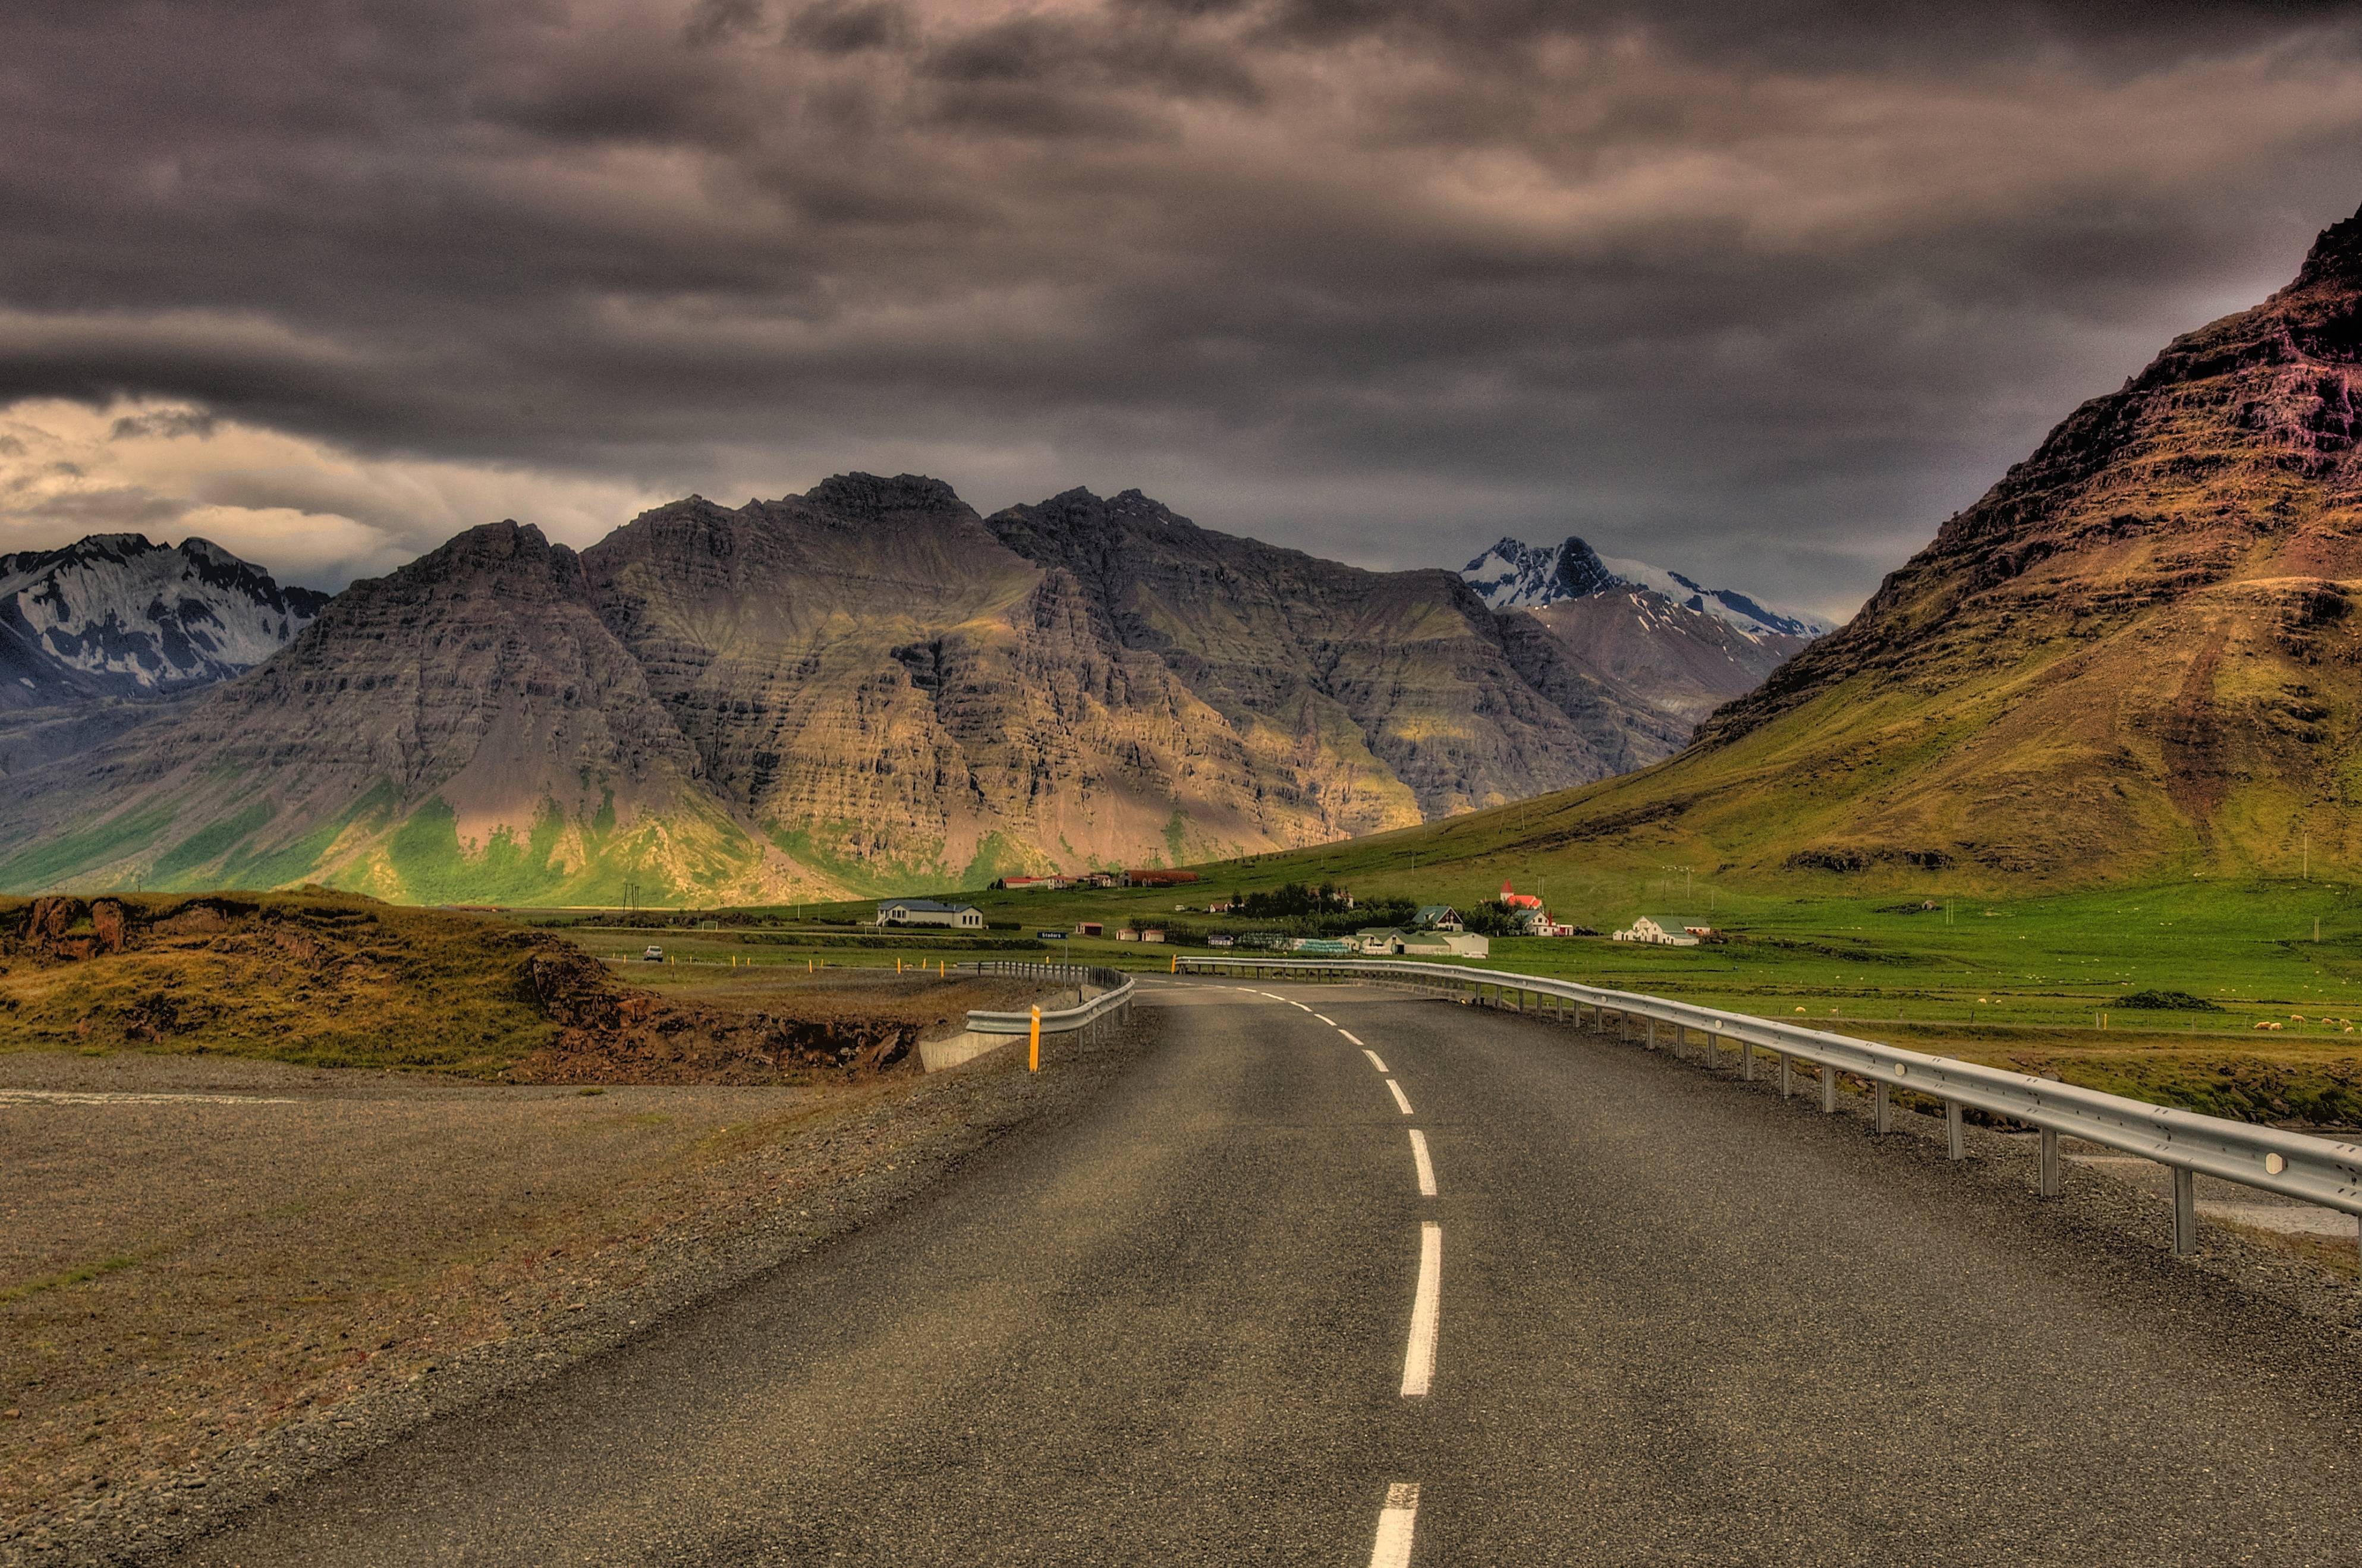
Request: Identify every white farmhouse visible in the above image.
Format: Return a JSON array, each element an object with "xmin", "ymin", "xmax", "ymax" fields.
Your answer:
[
  {"xmin": 1613, "ymin": 915, "xmax": 1704, "ymax": 947},
  {"xmin": 876, "ymin": 898, "xmax": 985, "ymax": 929}
]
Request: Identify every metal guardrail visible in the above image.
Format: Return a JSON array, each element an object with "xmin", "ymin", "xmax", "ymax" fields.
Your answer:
[
  {"xmin": 1181, "ymin": 956, "xmax": 2362, "ymax": 1258},
  {"xmin": 960, "ymin": 961, "xmax": 1137, "ymax": 1037}
]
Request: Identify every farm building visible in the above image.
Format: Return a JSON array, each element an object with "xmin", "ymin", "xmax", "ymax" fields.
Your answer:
[
  {"xmin": 1613, "ymin": 916, "xmax": 1704, "ymax": 947},
  {"xmin": 876, "ymin": 899, "xmax": 985, "ymax": 928}
]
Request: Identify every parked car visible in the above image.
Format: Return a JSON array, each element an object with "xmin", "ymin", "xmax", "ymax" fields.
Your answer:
[{"xmin": 642, "ymin": 945, "xmax": 664, "ymax": 961}]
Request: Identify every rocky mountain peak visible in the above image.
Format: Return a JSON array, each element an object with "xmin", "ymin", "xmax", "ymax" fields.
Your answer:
[
  {"xmin": 795, "ymin": 472, "xmax": 971, "ymax": 522},
  {"xmin": 2288, "ymin": 200, "xmax": 2362, "ymax": 294},
  {"xmin": 0, "ymin": 533, "xmax": 328, "ymax": 710}
]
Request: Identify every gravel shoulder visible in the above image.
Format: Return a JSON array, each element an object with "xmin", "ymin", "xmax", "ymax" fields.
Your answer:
[{"xmin": 0, "ymin": 1010, "xmax": 1155, "ymax": 1567}]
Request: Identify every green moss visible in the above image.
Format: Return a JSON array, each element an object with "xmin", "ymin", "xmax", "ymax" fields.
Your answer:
[
  {"xmin": 148, "ymin": 802, "xmax": 277, "ymax": 886},
  {"xmin": 380, "ymin": 796, "xmax": 580, "ymax": 905},
  {"xmin": 766, "ymin": 818, "xmax": 946, "ymax": 898},
  {"xmin": 959, "ymin": 830, "xmax": 1041, "ymax": 890},
  {"xmin": 0, "ymin": 802, "xmax": 178, "ymax": 892}
]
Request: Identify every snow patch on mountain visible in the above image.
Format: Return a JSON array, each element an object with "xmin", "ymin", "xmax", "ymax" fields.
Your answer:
[
  {"xmin": 0, "ymin": 533, "xmax": 329, "ymax": 705},
  {"xmin": 1461, "ymin": 535, "xmax": 1832, "ymax": 642}
]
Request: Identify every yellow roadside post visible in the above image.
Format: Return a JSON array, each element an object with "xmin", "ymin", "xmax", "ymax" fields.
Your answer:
[
  {"xmin": 897, "ymin": 958, "xmax": 904, "ymax": 975},
  {"xmin": 1171, "ymin": 955, "xmax": 1177, "ymax": 974},
  {"xmin": 1029, "ymin": 1005, "xmax": 1042, "ymax": 1072}
]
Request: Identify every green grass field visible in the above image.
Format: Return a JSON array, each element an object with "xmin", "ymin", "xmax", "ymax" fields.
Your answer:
[{"xmin": 716, "ymin": 873, "xmax": 2362, "ymax": 1123}]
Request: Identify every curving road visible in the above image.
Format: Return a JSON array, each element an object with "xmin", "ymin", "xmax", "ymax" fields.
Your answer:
[{"xmin": 173, "ymin": 980, "xmax": 2362, "ymax": 1566}]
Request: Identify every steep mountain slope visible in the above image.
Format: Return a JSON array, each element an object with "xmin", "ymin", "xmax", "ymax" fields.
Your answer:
[
  {"xmin": 1523, "ymin": 591, "xmax": 1810, "ymax": 727},
  {"xmin": 0, "ymin": 480, "xmax": 1691, "ymax": 901},
  {"xmin": 583, "ymin": 476, "xmax": 1353, "ymax": 890},
  {"xmin": 0, "ymin": 522, "xmax": 808, "ymax": 904},
  {"xmin": 0, "ymin": 534, "xmax": 326, "ymax": 709},
  {"xmin": 983, "ymin": 488, "xmax": 1685, "ymax": 821},
  {"xmin": 1325, "ymin": 201, "xmax": 2362, "ymax": 889},
  {"xmin": 1460, "ymin": 534, "xmax": 1826, "ymax": 726}
]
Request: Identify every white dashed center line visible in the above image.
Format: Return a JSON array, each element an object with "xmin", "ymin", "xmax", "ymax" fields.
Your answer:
[
  {"xmin": 1408, "ymin": 1129, "xmax": 1437, "ymax": 1197},
  {"xmin": 1314, "ymin": 1013, "xmax": 1336, "ymax": 1025},
  {"xmin": 1361, "ymin": 1047, "xmax": 1390, "ymax": 1073},
  {"xmin": 1401, "ymin": 1223, "xmax": 1441, "ymax": 1397},
  {"xmin": 1368, "ymin": 1482, "xmax": 1422, "ymax": 1568},
  {"xmin": 1385, "ymin": 1079, "xmax": 1414, "ymax": 1115},
  {"xmin": 1339, "ymin": 1030, "xmax": 1365, "ymax": 1047},
  {"xmin": 1289, "ymin": 1001, "xmax": 1313, "ymax": 1012}
]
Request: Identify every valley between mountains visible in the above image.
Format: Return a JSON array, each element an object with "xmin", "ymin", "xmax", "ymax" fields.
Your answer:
[{"xmin": 0, "ymin": 481, "xmax": 1813, "ymax": 903}]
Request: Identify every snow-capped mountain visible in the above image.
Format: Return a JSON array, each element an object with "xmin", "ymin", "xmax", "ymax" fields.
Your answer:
[
  {"xmin": 1461, "ymin": 536, "xmax": 1833, "ymax": 641},
  {"xmin": 1459, "ymin": 534, "xmax": 1838, "ymax": 732},
  {"xmin": 0, "ymin": 534, "xmax": 329, "ymax": 709}
]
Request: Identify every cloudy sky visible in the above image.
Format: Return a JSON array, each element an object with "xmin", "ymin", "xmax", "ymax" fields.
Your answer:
[{"xmin": 4, "ymin": 1, "xmax": 2360, "ymax": 617}]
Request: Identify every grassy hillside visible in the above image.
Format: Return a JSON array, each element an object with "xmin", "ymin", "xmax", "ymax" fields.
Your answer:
[{"xmin": 0, "ymin": 890, "xmax": 562, "ymax": 1073}]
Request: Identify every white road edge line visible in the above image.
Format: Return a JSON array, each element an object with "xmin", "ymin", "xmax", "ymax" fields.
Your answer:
[
  {"xmin": 1369, "ymin": 1481, "xmax": 1422, "ymax": 1568},
  {"xmin": 1385, "ymin": 1079, "xmax": 1414, "ymax": 1115},
  {"xmin": 1362, "ymin": 1047, "xmax": 1391, "ymax": 1073},
  {"xmin": 1402, "ymin": 1223, "xmax": 1441, "ymax": 1397},
  {"xmin": 1408, "ymin": 1129, "xmax": 1437, "ymax": 1197},
  {"xmin": 1339, "ymin": 1030, "xmax": 1364, "ymax": 1047},
  {"xmin": 1314, "ymin": 1013, "xmax": 1336, "ymax": 1025}
]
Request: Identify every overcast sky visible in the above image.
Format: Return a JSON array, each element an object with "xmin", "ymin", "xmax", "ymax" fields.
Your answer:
[{"xmin": 4, "ymin": 1, "xmax": 2360, "ymax": 618}]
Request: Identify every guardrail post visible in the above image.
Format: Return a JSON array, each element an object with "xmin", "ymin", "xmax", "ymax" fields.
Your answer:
[
  {"xmin": 1819, "ymin": 1062, "xmax": 1838, "ymax": 1114},
  {"xmin": 1779, "ymin": 1055, "xmax": 1792, "ymax": 1098},
  {"xmin": 1873, "ymin": 1081, "xmax": 1891, "ymax": 1134},
  {"xmin": 2172, "ymin": 1168, "xmax": 2199, "ymax": 1254},
  {"xmin": 1740, "ymin": 1038, "xmax": 1755, "ymax": 1081},
  {"xmin": 2037, "ymin": 1128, "xmax": 2062, "ymax": 1197},
  {"xmin": 1946, "ymin": 1102, "xmax": 1965, "ymax": 1161},
  {"xmin": 1646, "ymin": 1017, "xmax": 1657, "ymax": 1050}
]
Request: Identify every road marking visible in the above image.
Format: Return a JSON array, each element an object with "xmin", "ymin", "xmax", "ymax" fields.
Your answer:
[
  {"xmin": 1385, "ymin": 1079, "xmax": 1413, "ymax": 1115},
  {"xmin": 1408, "ymin": 1129, "xmax": 1436, "ymax": 1197},
  {"xmin": 1362, "ymin": 1047, "xmax": 1391, "ymax": 1073},
  {"xmin": 1339, "ymin": 1030, "xmax": 1364, "ymax": 1047},
  {"xmin": 1289, "ymin": 1001, "xmax": 1313, "ymax": 1011},
  {"xmin": 0, "ymin": 1089, "xmax": 297, "ymax": 1106},
  {"xmin": 1402, "ymin": 1223, "xmax": 1441, "ymax": 1397},
  {"xmin": 1369, "ymin": 1481, "xmax": 1422, "ymax": 1568},
  {"xmin": 1259, "ymin": 991, "xmax": 1287, "ymax": 1002},
  {"xmin": 1314, "ymin": 1013, "xmax": 1336, "ymax": 1025}
]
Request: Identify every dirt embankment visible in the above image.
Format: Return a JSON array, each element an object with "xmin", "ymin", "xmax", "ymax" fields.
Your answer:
[
  {"xmin": 0, "ymin": 893, "xmax": 1036, "ymax": 1084},
  {"xmin": 512, "ymin": 945, "xmax": 1043, "ymax": 1082}
]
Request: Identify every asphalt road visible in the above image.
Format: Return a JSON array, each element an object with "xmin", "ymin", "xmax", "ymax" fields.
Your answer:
[{"xmin": 172, "ymin": 979, "xmax": 2362, "ymax": 1566}]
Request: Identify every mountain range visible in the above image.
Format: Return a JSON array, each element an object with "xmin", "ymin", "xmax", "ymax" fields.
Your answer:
[
  {"xmin": 1323, "ymin": 199, "xmax": 2362, "ymax": 890},
  {"xmin": 1, "ymin": 480, "xmax": 1821, "ymax": 902}
]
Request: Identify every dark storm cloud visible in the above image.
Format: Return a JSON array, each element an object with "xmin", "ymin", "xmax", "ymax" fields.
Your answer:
[{"xmin": 1, "ymin": 0, "xmax": 2360, "ymax": 609}]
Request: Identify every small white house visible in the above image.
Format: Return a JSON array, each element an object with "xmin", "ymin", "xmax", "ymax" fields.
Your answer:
[
  {"xmin": 876, "ymin": 899, "xmax": 985, "ymax": 929},
  {"xmin": 1614, "ymin": 915, "xmax": 1703, "ymax": 947}
]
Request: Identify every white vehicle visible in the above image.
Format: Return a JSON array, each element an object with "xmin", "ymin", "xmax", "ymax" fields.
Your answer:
[{"xmin": 642, "ymin": 944, "xmax": 665, "ymax": 962}]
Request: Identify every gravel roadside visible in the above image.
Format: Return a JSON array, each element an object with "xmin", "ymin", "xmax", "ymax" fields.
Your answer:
[{"xmin": 1, "ymin": 1010, "xmax": 1156, "ymax": 1567}]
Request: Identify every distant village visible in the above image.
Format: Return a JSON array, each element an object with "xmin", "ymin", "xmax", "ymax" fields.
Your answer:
[{"xmin": 878, "ymin": 871, "xmax": 1719, "ymax": 956}]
